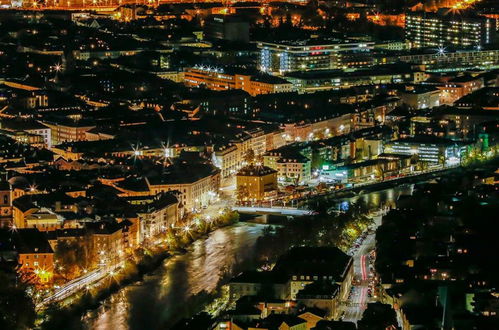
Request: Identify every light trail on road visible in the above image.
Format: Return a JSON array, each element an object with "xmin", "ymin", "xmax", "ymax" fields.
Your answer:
[{"xmin": 360, "ymin": 255, "xmax": 368, "ymax": 281}]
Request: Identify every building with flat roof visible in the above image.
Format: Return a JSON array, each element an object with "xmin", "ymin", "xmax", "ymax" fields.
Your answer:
[
  {"xmin": 257, "ymin": 38, "xmax": 373, "ymax": 75},
  {"xmin": 377, "ymin": 49, "xmax": 499, "ymax": 71},
  {"xmin": 204, "ymin": 15, "xmax": 249, "ymax": 43},
  {"xmin": 273, "ymin": 246, "xmax": 353, "ymax": 301},
  {"xmin": 184, "ymin": 66, "xmax": 293, "ymax": 96},
  {"xmin": 236, "ymin": 164, "xmax": 278, "ymax": 201},
  {"xmin": 406, "ymin": 10, "xmax": 497, "ymax": 48},
  {"xmin": 437, "ymin": 75, "xmax": 484, "ymax": 105},
  {"xmin": 383, "ymin": 136, "xmax": 468, "ymax": 165},
  {"xmin": 264, "ymin": 146, "xmax": 312, "ymax": 184},
  {"xmin": 398, "ymin": 85, "xmax": 441, "ymax": 109},
  {"xmin": 284, "ymin": 65, "xmax": 427, "ymax": 93},
  {"xmin": 125, "ymin": 193, "xmax": 179, "ymax": 243}
]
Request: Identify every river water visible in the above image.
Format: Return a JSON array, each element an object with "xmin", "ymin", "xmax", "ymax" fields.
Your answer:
[{"xmin": 83, "ymin": 184, "xmax": 414, "ymax": 330}]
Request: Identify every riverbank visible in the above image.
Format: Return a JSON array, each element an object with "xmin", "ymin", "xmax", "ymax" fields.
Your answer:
[
  {"xmin": 38, "ymin": 210, "xmax": 240, "ymax": 329},
  {"xmin": 81, "ymin": 185, "xmax": 415, "ymax": 329},
  {"xmin": 83, "ymin": 223, "xmax": 267, "ymax": 329}
]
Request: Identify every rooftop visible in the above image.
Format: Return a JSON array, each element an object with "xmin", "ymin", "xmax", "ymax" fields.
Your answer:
[
  {"xmin": 13, "ymin": 228, "xmax": 53, "ymax": 254},
  {"xmin": 273, "ymin": 246, "xmax": 352, "ymax": 280},
  {"xmin": 237, "ymin": 165, "xmax": 277, "ymax": 177}
]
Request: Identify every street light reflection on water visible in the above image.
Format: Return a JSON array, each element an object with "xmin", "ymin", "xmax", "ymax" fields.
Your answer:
[{"xmin": 84, "ymin": 223, "xmax": 266, "ymax": 330}]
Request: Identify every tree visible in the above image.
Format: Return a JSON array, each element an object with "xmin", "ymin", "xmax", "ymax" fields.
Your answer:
[
  {"xmin": 55, "ymin": 238, "xmax": 91, "ymax": 279},
  {"xmin": 0, "ymin": 271, "xmax": 36, "ymax": 330},
  {"xmin": 375, "ymin": 163, "xmax": 386, "ymax": 181},
  {"xmin": 243, "ymin": 149, "xmax": 256, "ymax": 164},
  {"xmin": 357, "ymin": 302, "xmax": 399, "ymax": 330}
]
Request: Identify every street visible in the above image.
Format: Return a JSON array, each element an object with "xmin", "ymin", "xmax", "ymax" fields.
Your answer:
[
  {"xmin": 341, "ymin": 213, "xmax": 383, "ymax": 323},
  {"xmin": 38, "ymin": 262, "xmax": 124, "ymax": 309}
]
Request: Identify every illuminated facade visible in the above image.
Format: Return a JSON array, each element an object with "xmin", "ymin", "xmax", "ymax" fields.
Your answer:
[
  {"xmin": 285, "ymin": 67, "xmax": 427, "ymax": 93},
  {"xmin": 0, "ymin": 182, "xmax": 12, "ymax": 228},
  {"xmin": 406, "ymin": 10, "xmax": 496, "ymax": 48},
  {"xmin": 16, "ymin": 228, "xmax": 55, "ymax": 285},
  {"xmin": 184, "ymin": 67, "xmax": 294, "ymax": 96},
  {"xmin": 257, "ymin": 39, "xmax": 373, "ymax": 74},
  {"xmin": 41, "ymin": 120, "xmax": 95, "ymax": 145},
  {"xmin": 212, "ymin": 144, "xmax": 240, "ymax": 178},
  {"xmin": 236, "ymin": 165, "xmax": 277, "ymax": 201},
  {"xmin": 146, "ymin": 172, "xmax": 220, "ymax": 212},
  {"xmin": 379, "ymin": 49, "xmax": 499, "ymax": 71},
  {"xmin": 437, "ymin": 75, "xmax": 484, "ymax": 105},
  {"xmin": 264, "ymin": 151, "xmax": 312, "ymax": 184},
  {"xmin": 383, "ymin": 137, "xmax": 466, "ymax": 164}
]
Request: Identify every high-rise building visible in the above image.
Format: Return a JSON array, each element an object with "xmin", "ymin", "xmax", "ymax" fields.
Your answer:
[
  {"xmin": 257, "ymin": 38, "xmax": 373, "ymax": 75},
  {"xmin": 406, "ymin": 9, "xmax": 497, "ymax": 48}
]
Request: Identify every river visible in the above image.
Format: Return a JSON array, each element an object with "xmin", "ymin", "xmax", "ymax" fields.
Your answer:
[
  {"xmin": 83, "ymin": 223, "xmax": 266, "ymax": 330},
  {"xmin": 82, "ymin": 184, "xmax": 414, "ymax": 330}
]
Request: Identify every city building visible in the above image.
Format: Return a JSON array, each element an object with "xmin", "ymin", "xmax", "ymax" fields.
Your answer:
[
  {"xmin": 377, "ymin": 49, "xmax": 499, "ymax": 71},
  {"xmin": 15, "ymin": 228, "xmax": 54, "ymax": 285},
  {"xmin": 284, "ymin": 65, "xmax": 427, "ymax": 93},
  {"xmin": 264, "ymin": 148, "xmax": 312, "ymax": 184},
  {"xmin": 87, "ymin": 221, "xmax": 126, "ymax": 268},
  {"xmin": 41, "ymin": 118, "xmax": 95, "ymax": 146},
  {"xmin": 236, "ymin": 164, "xmax": 278, "ymax": 201},
  {"xmin": 204, "ymin": 15, "xmax": 250, "ymax": 43},
  {"xmin": 296, "ymin": 281, "xmax": 342, "ymax": 320},
  {"xmin": 229, "ymin": 271, "xmax": 289, "ymax": 302},
  {"xmin": 106, "ymin": 165, "xmax": 220, "ymax": 213},
  {"xmin": 320, "ymin": 157, "xmax": 409, "ymax": 183},
  {"xmin": 257, "ymin": 39, "xmax": 373, "ymax": 74},
  {"xmin": 140, "ymin": 164, "xmax": 220, "ymax": 212},
  {"xmin": 211, "ymin": 128, "xmax": 276, "ymax": 179},
  {"xmin": 0, "ymin": 181, "xmax": 12, "ymax": 228},
  {"xmin": 183, "ymin": 66, "xmax": 294, "ymax": 96},
  {"xmin": 431, "ymin": 107, "xmax": 499, "ymax": 139},
  {"xmin": 437, "ymin": 75, "xmax": 484, "ymax": 105},
  {"xmin": 212, "ymin": 144, "xmax": 240, "ymax": 178},
  {"xmin": 453, "ymin": 87, "xmax": 499, "ymax": 110},
  {"xmin": 398, "ymin": 85, "xmax": 441, "ymax": 109},
  {"xmin": 383, "ymin": 136, "xmax": 468, "ymax": 165},
  {"xmin": 274, "ymin": 247, "xmax": 353, "ymax": 301},
  {"xmin": 0, "ymin": 119, "xmax": 52, "ymax": 148},
  {"xmin": 405, "ymin": 10, "xmax": 497, "ymax": 48},
  {"xmin": 125, "ymin": 193, "xmax": 179, "ymax": 243}
]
